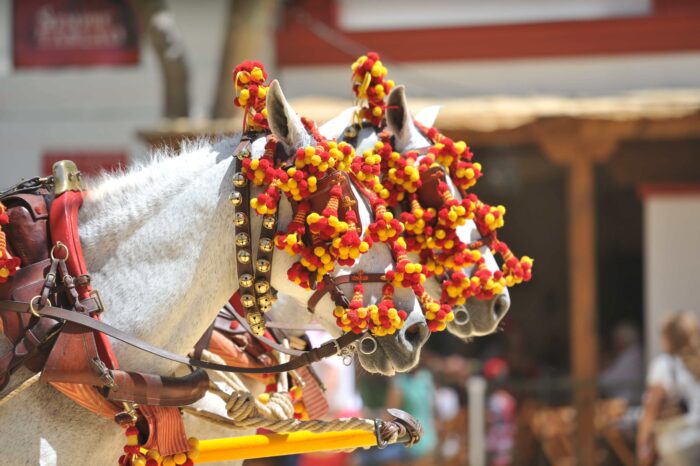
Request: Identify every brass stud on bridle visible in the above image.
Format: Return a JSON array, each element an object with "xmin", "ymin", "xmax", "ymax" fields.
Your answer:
[
  {"xmin": 256, "ymin": 259, "xmax": 271, "ymax": 273},
  {"xmin": 233, "ymin": 173, "xmax": 247, "ymax": 187},
  {"xmin": 235, "ymin": 232, "xmax": 250, "ymax": 247},
  {"xmin": 259, "ymin": 237, "xmax": 274, "ymax": 253},
  {"xmin": 262, "ymin": 215, "xmax": 276, "ymax": 229},
  {"xmin": 229, "ymin": 191, "xmax": 243, "ymax": 206},
  {"xmin": 258, "ymin": 294, "xmax": 273, "ymax": 307},
  {"xmin": 254, "ymin": 280, "xmax": 270, "ymax": 294},
  {"xmin": 237, "ymin": 250, "xmax": 251, "ymax": 264},
  {"xmin": 239, "ymin": 273, "xmax": 254, "ymax": 288},
  {"xmin": 259, "ymin": 301, "xmax": 272, "ymax": 312},
  {"xmin": 241, "ymin": 294, "xmax": 256, "ymax": 308},
  {"xmin": 234, "ymin": 212, "xmax": 247, "ymax": 226}
]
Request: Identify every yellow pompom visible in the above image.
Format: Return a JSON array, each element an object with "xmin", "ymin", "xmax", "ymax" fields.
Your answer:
[
  {"xmin": 174, "ymin": 452, "xmax": 188, "ymax": 465},
  {"xmin": 251, "ymin": 67, "xmax": 264, "ymax": 82}
]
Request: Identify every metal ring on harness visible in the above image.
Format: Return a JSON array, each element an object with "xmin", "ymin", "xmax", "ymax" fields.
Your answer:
[
  {"xmin": 29, "ymin": 295, "xmax": 51, "ymax": 318},
  {"xmin": 50, "ymin": 241, "xmax": 69, "ymax": 262},
  {"xmin": 452, "ymin": 306, "xmax": 470, "ymax": 325},
  {"xmin": 359, "ymin": 334, "xmax": 377, "ymax": 355}
]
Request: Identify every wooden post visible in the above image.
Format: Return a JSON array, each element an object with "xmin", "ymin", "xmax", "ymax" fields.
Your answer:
[
  {"xmin": 568, "ymin": 155, "xmax": 597, "ymax": 466},
  {"xmin": 535, "ymin": 119, "xmax": 618, "ymax": 466}
]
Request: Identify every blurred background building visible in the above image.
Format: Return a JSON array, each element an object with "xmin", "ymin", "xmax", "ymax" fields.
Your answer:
[{"xmin": 1, "ymin": 1, "xmax": 700, "ymax": 464}]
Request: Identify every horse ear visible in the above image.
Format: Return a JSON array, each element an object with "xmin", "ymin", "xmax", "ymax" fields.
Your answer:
[
  {"xmin": 386, "ymin": 85, "xmax": 424, "ymax": 152},
  {"xmin": 319, "ymin": 107, "xmax": 356, "ymax": 140},
  {"xmin": 266, "ymin": 80, "xmax": 312, "ymax": 148},
  {"xmin": 414, "ymin": 105, "xmax": 441, "ymax": 129}
]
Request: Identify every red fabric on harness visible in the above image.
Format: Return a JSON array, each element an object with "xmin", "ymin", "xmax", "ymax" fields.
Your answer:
[
  {"xmin": 48, "ymin": 190, "xmax": 192, "ymax": 457},
  {"xmin": 140, "ymin": 405, "xmax": 192, "ymax": 457},
  {"xmin": 49, "ymin": 190, "xmax": 118, "ymax": 370}
]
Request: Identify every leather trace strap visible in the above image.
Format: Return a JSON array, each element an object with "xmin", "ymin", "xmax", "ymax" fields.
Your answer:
[{"xmin": 0, "ymin": 300, "xmax": 362, "ymax": 374}]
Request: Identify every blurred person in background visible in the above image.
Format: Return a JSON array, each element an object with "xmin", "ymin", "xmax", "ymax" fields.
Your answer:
[
  {"xmin": 484, "ymin": 357, "xmax": 516, "ymax": 466},
  {"xmin": 637, "ymin": 311, "xmax": 700, "ymax": 466},
  {"xmin": 356, "ymin": 362, "xmax": 437, "ymax": 466},
  {"xmin": 600, "ymin": 321, "xmax": 645, "ymax": 405}
]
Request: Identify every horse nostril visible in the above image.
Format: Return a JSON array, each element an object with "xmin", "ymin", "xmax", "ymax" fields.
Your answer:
[
  {"xmin": 405, "ymin": 323, "xmax": 421, "ymax": 335},
  {"xmin": 453, "ymin": 306, "xmax": 470, "ymax": 325},
  {"xmin": 403, "ymin": 322, "xmax": 429, "ymax": 348},
  {"xmin": 492, "ymin": 295, "xmax": 510, "ymax": 321}
]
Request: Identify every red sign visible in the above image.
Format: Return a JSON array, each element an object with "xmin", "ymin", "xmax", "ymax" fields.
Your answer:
[
  {"xmin": 42, "ymin": 151, "xmax": 129, "ymax": 177},
  {"xmin": 14, "ymin": 0, "xmax": 140, "ymax": 68}
]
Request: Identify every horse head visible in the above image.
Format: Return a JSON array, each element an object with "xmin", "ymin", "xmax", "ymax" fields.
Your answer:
[
  {"xmin": 320, "ymin": 86, "xmax": 513, "ymax": 340},
  {"xmin": 264, "ymin": 81, "xmax": 429, "ymax": 374},
  {"xmin": 384, "ymin": 85, "xmax": 511, "ymax": 338}
]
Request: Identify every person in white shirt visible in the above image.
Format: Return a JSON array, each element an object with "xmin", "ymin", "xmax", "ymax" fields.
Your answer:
[{"xmin": 637, "ymin": 311, "xmax": 700, "ymax": 466}]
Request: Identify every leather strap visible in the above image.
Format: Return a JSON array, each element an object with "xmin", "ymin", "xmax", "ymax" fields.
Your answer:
[
  {"xmin": 0, "ymin": 300, "xmax": 362, "ymax": 374},
  {"xmin": 307, "ymin": 272, "xmax": 388, "ymax": 314},
  {"xmin": 231, "ymin": 136, "xmax": 279, "ymax": 336},
  {"xmin": 223, "ymin": 303, "xmax": 305, "ymax": 357}
]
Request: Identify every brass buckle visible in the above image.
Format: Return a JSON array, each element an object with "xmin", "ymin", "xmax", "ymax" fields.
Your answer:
[{"xmin": 89, "ymin": 289, "xmax": 106, "ymax": 314}]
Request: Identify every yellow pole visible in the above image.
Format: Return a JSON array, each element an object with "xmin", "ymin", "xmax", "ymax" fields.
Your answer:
[{"xmin": 197, "ymin": 429, "xmax": 380, "ymax": 463}]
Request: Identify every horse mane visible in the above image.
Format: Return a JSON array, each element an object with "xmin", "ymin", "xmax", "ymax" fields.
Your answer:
[{"xmin": 79, "ymin": 134, "xmax": 240, "ymax": 218}]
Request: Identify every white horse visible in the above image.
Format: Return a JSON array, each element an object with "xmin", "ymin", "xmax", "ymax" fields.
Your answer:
[
  {"xmin": 319, "ymin": 86, "xmax": 511, "ymax": 340},
  {"xmin": 0, "ymin": 81, "xmax": 429, "ymax": 465}
]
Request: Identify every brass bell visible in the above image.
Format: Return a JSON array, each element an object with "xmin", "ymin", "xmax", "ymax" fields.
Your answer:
[
  {"xmin": 251, "ymin": 323, "xmax": 266, "ymax": 336},
  {"xmin": 258, "ymin": 295, "xmax": 273, "ymax": 307},
  {"xmin": 234, "ymin": 212, "xmax": 247, "ymax": 226},
  {"xmin": 262, "ymin": 215, "xmax": 276, "ymax": 230},
  {"xmin": 259, "ymin": 237, "xmax": 274, "ymax": 253},
  {"xmin": 259, "ymin": 301, "xmax": 272, "ymax": 313},
  {"xmin": 256, "ymin": 259, "xmax": 271, "ymax": 273},
  {"xmin": 233, "ymin": 173, "xmax": 247, "ymax": 187},
  {"xmin": 254, "ymin": 280, "xmax": 270, "ymax": 294},
  {"xmin": 241, "ymin": 294, "xmax": 255, "ymax": 308},
  {"xmin": 239, "ymin": 273, "xmax": 254, "ymax": 288},
  {"xmin": 247, "ymin": 312, "xmax": 262, "ymax": 325},
  {"xmin": 235, "ymin": 232, "xmax": 249, "ymax": 247},
  {"xmin": 229, "ymin": 191, "xmax": 243, "ymax": 206},
  {"xmin": 237, "ymin": 250, "xmax": 251, "ymax": 264},
  {"xmin": 237, "ymin": 148, "xmax": 250, "ymax": 160}
]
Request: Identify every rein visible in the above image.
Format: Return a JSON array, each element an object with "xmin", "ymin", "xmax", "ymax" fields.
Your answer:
[{"xmin": 0, "ymin": 299, "xmax": 362, "ymax": 374}]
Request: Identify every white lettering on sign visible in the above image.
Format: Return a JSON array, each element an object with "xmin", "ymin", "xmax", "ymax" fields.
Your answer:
[{"xmin": 34, "ymin": 5, "xmax": 127, "ymax": 49}]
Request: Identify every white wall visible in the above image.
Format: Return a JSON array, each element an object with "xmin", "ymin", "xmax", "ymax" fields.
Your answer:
[
  {"xmin": 280, "ymin": 52, "xmax": 700, "ymax": 99},
  {"xmin": 644, "ymin": 192, "xmax": 700, "ymax": 359},
  {"xmin": 338, "ymin": 0, "xmax": 651, "ymax": 31},
  {"xmin": 0, "ymin": 0, "xmax": 229, "ymax": 189}
]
